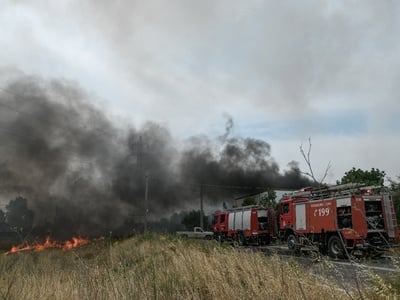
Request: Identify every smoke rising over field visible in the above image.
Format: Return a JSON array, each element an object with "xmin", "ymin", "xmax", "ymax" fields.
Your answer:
[{"xmin": 0, "ymin": 76, "xmax": 311, "ymax": 238}]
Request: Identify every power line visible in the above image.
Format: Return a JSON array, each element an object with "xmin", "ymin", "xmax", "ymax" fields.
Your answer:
[{"xmin": 184, "ymin": 182, "xmax": 295, "ymax": 192}]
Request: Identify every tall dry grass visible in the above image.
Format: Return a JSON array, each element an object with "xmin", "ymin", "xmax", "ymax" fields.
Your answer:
[{"xmin": 0, "ymin": 234, "xmax": 398, "ymax": 299}]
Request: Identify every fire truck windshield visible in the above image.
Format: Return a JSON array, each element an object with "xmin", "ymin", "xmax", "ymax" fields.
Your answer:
[{"xmin": 282, "ymin": 204, "xmax": 289, "ymax": 214}]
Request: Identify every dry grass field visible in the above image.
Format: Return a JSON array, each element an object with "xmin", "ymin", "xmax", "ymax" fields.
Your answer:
[{"xmin": 0, "ymin": 234, "xmax": 398, "ymax": 300}]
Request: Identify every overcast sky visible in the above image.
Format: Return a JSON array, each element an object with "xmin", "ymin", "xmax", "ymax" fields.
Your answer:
[{"xmin": 1, "ymin": 0, "xmax": 399, "ymax": 184}]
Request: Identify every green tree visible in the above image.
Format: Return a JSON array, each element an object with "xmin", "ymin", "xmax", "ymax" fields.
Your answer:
[
  {"xmin": 337, "ymin": 167, "xmax": 386, "ymax": 186},
  {"xmin": 259, "ymin": 189, "xmax": 277, "ymax": 208},
  {"xmin": 241, "ymin": 197, "xmax": 256, "ymax": 206},
  {"xmin": 181, "ymin": 210, "xmax": 210, "ymax": 230},
  {"xmin": 0, "ymin": 209, "xmax": 5, "ymax": 223},
  {"xmin": 0, "ymin": 209, "xmax": 8, "ymax": 231},
  {"xmin": 6, "ymin": 196, "xmax": 34, "ymax": 236}
]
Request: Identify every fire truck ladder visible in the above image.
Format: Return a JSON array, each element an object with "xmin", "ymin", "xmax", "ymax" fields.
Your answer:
[
  {"xmin": 289, "ymin": 183, "xmax": 382, "ymax": 201},
  {"xmin": 227, "ymin": 205, "xmax": 261, "ymax": 211},
  {"xmin": 383, "ymin": 194, "xmax": 399, "ymax": 240}
]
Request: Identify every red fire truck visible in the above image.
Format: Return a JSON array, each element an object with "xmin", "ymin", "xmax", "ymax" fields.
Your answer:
[
  {"xmin": 279, "ymin": 183, "xmax": 399, "ymax": 257},
  {"xmin": 213, "ymin": 205, "xmax": 277, "ymax": 246}
]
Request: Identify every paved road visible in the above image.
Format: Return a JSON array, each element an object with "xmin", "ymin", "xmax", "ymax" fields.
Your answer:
[{"xmin": 255, "ymin": 245, "xmax": 400, "ymax": 290}]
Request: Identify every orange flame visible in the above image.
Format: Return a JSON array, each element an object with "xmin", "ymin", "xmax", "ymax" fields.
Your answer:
[{"xmin": 5, "ymin": 237, "xmax": 89, "ymax": 255}]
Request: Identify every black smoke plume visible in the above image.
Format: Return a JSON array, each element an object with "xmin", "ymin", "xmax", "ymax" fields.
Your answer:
[{"xmin": 0, "ymin": 75, "xmax": 311, "ymax": 239}]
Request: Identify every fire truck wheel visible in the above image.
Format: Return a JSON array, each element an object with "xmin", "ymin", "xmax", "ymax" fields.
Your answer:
[
  {"xmin": 287, "ymin": 234, "xmax": 298, "ymax": 251},
  {"xmin": 328, "ymin": 236, "xmax": 344, "ymax": 258},
  {"xmin": 216, "ymin": 233, "xmax": 223, "ymax": 243},
  {"xmin": 220, "ymin": 234, "xmax": 227, "ymax": 243},
  {"xmin": 238, "ymin": 233, "xmax": 246, "ymax": 246}
]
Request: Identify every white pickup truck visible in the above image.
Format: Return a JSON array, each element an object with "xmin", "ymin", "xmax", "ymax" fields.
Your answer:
[{"xmin": 176, "ymin": 227, "xmax": 214, "ymax": 240}]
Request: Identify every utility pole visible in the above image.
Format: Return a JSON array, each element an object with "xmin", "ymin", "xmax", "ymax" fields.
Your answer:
[
  {"xmin": 144, "ymin": 172, "xmax": 149, "ymax": 232},
  {"xmin": 200, "ymin": 184, "xmax": 204, "ymax": 229}
]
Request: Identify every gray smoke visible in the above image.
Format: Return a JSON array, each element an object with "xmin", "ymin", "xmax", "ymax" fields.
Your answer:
[
  {"xmin": 0, "ymin": 75, "xmax": 311, "ymax": 238},
  {"xmin": 219, "ymin": 113, "xmax": 234, "ymax": 142}
]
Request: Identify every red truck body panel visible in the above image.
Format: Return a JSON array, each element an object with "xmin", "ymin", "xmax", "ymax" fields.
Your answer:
[
  {"xmin": 279, "ymin": 184, "xmax": 399, "ymax": 255},
  {"xmin": 213, "ymin": 206, "xmax": 276, "ymax": 245}
]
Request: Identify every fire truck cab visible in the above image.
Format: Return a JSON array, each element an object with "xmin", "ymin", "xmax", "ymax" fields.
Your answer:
[{"xmin": 279, "ymin": 183, "xmax": 399, "ymax": 257}]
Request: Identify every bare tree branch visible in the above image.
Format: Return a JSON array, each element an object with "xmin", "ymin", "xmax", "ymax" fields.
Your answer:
[
  {"xmin": 300, "ymin": 138, "xmax": 331, "ymax": 186},
  {"xmin": 319, "ymin": 160, "xmax": 332, "ymax": 184}
]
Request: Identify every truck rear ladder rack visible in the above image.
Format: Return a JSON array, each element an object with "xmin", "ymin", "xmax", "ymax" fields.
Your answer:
[{"xmin": 286, "ymin": 183, "xmax": 383, "ymax": 201}]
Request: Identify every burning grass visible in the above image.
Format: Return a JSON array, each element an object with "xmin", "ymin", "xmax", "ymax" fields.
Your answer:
[
  {"xmin": 4, "ymin": 236, "xmax": 90, "ymax": 255},
  {"xmin": 0, "ymin": 234, "xmax": 398, "ymax": 299}
]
